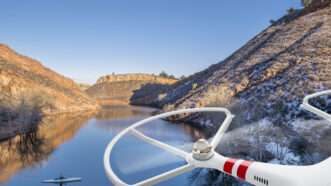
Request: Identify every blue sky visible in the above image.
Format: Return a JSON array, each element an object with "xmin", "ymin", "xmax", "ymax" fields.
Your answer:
[{"xmin": 0, "ymin": 0, "xmax": 301, "ymax": 83}]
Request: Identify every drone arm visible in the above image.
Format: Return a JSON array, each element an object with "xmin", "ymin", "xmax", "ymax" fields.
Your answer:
[{"xmin": 300, "ymin": 90, "xmax": 331, "ymax": 122}]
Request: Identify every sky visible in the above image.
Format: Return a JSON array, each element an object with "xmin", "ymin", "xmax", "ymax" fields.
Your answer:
[{"xmin": 0, "ymin": 0, "xmax": 302, "ymax": 84}]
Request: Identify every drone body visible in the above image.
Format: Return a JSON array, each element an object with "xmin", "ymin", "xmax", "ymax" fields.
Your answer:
[
  {"xmin": 187, "ymin": 152, "xmax": 331, "ymax": 186},
  {"xmin": 104, "ymin": 90, "xmax": 331, "ymax": 186}
]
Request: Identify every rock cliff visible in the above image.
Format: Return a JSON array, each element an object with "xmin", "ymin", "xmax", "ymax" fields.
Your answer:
[
  {"xmin": 96, "ymin": 73, "xmax": 177, "ymax": 84},
  {"xmin": 86, "ymin": 74, "xmax": 176, "ymax": 105}
]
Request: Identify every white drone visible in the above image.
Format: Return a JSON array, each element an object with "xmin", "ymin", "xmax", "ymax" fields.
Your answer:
[{"xmin": 104, "ymin": 90, "xmax": 331, "ymax": 186}]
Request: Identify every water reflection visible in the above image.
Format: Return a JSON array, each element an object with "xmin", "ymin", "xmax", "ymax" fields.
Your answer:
[
  {"xmin": 16, "ymin": 131, "xmax": 47, "ymax": 166},
  {"xmin": 0, "ymin": 111, "xmax": 94, "ymax": 184},
  {"xmin": 0, "ymin": 106, "xmax": 209, "ymax": 186},
  {"xmin": 95, "ymin": 106, "xmax": 155, "ymax": 121}
]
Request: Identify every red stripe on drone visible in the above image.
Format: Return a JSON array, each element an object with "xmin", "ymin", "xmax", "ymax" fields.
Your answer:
[
  {"xmin": 223, "ymin": 158, "xmax": 237, "ymax": 175},
  {"xmin": 237, "ymin": 160, "xmax": 253, "ymax": 180}
]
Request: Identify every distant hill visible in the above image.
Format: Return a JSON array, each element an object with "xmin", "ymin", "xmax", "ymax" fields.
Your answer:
[
  {"xmin": 0, "ymin": 44, "xmax": 98, "ymax": 139},
  {"xmin": 86, "ymin": 73, "xmax": 177, "ymax": 105}
]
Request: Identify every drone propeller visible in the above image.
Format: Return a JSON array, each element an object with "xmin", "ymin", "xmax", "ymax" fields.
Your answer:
[
  {"xmin": 116, "ymin": 136, "xmax": 194, "ymax": 175},
  {"xmin": 104, "ymin": 90, "xmax": 331, "ymax": 186},
  {"xmin": 104, "ymin": 107, "xmax": 234, "ymax": 186}
]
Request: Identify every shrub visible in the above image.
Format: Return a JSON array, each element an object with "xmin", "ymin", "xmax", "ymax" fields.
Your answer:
[
  {"xmin": 287, "ymin": 7, "xmax": 296, "ymax": 15},
  {"xmin": 159, "ymin": 70, "xmax": 176, "ymax": 79},
  {"xmin": 270, "ymin": 19, "xmax": 277, "ymax": 25},
  {"xmin": 192, "ymin": 83, "xmax": 198, "ymax": 90},
  {"xmin": 179, "ymin": 75, "xmax": 186, "ymax": 80},
  {"xmin": 159, "ymin": 71, "xmax": 169, "ymax": 78}
]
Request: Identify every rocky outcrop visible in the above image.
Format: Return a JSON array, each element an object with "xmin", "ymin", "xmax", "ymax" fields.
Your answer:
[
  {"xmin": 86, "ymin": 74, "xmax": 176, "ymax": 105},
  {"xmin": 0, "ymin": 44, "xmax": 98, "ymax": 115}
]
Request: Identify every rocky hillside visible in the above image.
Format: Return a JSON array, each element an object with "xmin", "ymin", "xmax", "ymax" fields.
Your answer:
[
  {"xmin": 140, "ymin": 3, "xmax": 331, "ymax": 126},
  {"xmin": 86, "ymin": 73, "xmax": 176, "ymax": 105},
  {"xmin": 0, "ymin": 44, "xmax": 98, "ymax": 114},
  {"xmin": 0, "ymin": 44, "xmax": 99, "ymax": 139}
]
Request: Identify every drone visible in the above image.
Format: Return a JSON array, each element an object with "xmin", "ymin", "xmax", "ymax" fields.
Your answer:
[{"xmin": 104, "ymin": 90, "xmax": 331, "ymax": 186}]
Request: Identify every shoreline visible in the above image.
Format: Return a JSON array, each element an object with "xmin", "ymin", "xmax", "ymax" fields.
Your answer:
[{"xmin": 0, "ymin": 109, "xmax": 98, "ymax": 142}]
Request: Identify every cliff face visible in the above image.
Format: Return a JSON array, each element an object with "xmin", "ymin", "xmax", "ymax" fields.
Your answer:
[
  {"xmin": 0, "ymin": 44, "xmax": 98, "ymax": 115},
  {"xmin": 86, "ymin": 74, "xmax": 176, "ymax": 105},
  {"xmin": 97, "ymin": 73, "xmax": 177, "ymax": 84},
  {"xmin": 140, "ymin": 4, "xmax": 331, "ymax": 126}
]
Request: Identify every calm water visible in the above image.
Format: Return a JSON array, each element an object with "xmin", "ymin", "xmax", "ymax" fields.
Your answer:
[{"xmin": 0, "ymin": 106, "xmax": 208, "ymax": 186}]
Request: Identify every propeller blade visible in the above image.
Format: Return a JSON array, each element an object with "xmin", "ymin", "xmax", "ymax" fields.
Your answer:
[
  {"xmin": 118, "ymin": 142, "xmax": 194, "ymax": 174},
  {"xmin": 135, "ymin": 164, "xmax": 195, "ymax": 186},
  {"xmin": 130, "ymin": 129, "xmax": 189, "ymax": 159},
  {"xmin": 104, "ymin": 107, "xmax": 234, "ymax": 185}
]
